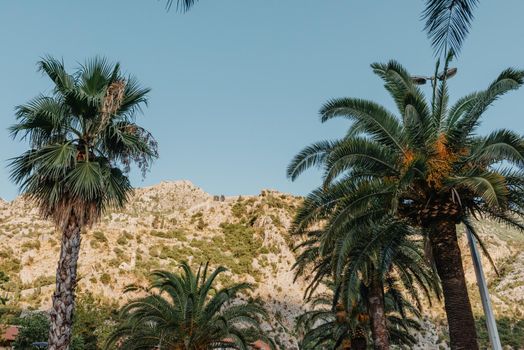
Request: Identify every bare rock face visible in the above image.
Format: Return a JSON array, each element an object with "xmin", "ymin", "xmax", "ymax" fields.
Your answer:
[{"xmin": 0, "ymin": 180, "xmax": 523, "ymax": 349}]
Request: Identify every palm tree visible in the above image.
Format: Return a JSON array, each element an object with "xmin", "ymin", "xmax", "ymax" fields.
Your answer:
[
  {"xmin": 106, "ymin": 262, "xmax": 275, "ymax": 350},
  {"xmin": 296, "ymin": 280, "xmax": 422, "ymax": 350},
  {"xmin": 336, "ymin": 219, "xmax": 438, "ymax": 350},
  {"xmin": 292, "ymin": 212, "xmax": 438, "ymax": 350},
  {"xmin": 288, "ymin": 58, "xmax": 524, "ymax": 348},
  {"xmin": 296, "ymin": 289, "xmax": 368, "ymax": 350},
  {"xmin": 9, "ymin": 56, "xmax": 158, "ymax": 350}
]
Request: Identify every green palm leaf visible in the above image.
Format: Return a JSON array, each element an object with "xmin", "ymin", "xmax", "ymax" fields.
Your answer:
[
  {"xmin": 320, "ymin": 98, "xmax": 405, "ymax": 153},
  {"xmin": 165, "ymin": 0, "xmax": 199, "ymax": 12},
  {"xmin": 422, "ymin": 0, "xmax": 479, "ymax": 56},
  {"xmin": 447, "ymin": 171, "xmax": 508, "ymax": 208}
]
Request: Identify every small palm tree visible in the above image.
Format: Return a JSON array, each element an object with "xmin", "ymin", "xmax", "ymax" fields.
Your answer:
[
  {"xmin": 296, "ymin": 290, "xmax": 368, "ymax": 350},
  {"xmin": 336, "ymin": 219, "xmax": 437, "ymax": 349},
  {"xmin": 106, "ymin": 262, "xmax": 275, "ymax": 350},
  {"xmin": 292, "ymin": 213, "xmax": 438, "ymax": 349},
  {"xmin": 288, "ymin": 58, "xmax": 524, "ymax": 349},
  {"xmin": 296, "ymin": 281, "xmax": 422, "ymax": 350},
  {"xmin": 9, "ymin": 56, "xmax": 158, "ymax": 350}
]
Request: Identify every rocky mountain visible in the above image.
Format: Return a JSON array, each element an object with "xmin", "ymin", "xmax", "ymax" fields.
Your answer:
[{"xmin": 0, "ymin": 181, "xmax": 523, "ymax": 349}]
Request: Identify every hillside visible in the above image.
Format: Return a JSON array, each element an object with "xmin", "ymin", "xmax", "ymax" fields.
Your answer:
[{"xmin": 0, "ymin": 181, "xmax": 523, "ymax": 349}]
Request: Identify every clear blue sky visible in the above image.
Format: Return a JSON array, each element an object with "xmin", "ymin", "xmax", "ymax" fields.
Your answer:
[{"xmin": 1, "ymin": 1, "xmax": 524, "ymax": 200}]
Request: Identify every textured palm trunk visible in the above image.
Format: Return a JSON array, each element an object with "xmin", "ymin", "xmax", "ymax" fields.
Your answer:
[
  {"xmin": 367, "ymin": 277, "xmax": 389, "ymax": 350},
  {"xmin": 48, "ymin": 215, "xmax": 82, "ymax": 350},
  {"xmin": 430, "ymin": 219, "xmax": 478, "ymax": 350},
  {"xmin": 351, "ymin": 336, "xmax": 367, "ymax": 350}
]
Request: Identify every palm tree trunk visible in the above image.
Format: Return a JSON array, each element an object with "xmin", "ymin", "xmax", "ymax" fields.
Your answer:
[
  {"xmin": 430, "ymin": 219, "xmax": 478, "ymax": 350},
  {"xmin": 367, "ymin": 276, "xmax": 389, "ymax": 350},
  {"xmin": 48, "ymin": 214, "xmax": 82, "ymax": 350},
  {"xmin": 351, "ymin": 336, "xmax": 367, "ymax": 350}
]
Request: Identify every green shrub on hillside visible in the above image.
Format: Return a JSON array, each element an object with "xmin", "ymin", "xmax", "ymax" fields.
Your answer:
[
  {"xmin": 221, "ymin": 223, "xmax": 263, "ymax": 258},
  {"xmin": 113, "ymin": 247, "xmax": 128, "ymax": 260},
  {"xmin": 12, "ymin": 313, "xmax": 49, "ymax": 349},
  {"xmin": 196, "ymin": 218, "xmax": 207, "ymax": 230},
  {"xmin": 21, "ymin": 275, "xmax": 54, "ymax": 290},
  {"xmin": 476, "ymin": 317, "xmax": 524, "ymax": 349},
  {"xmin": 116, "ymin": 236, "xmax": 128, "ymax": 246},
  {"xmin": 0, "ymin": 248, "xmax": 21, "ymax": 275},
  {"xmin": 150, "ymin": 229, "xmax": 188, "ymax": 241},
  {"xmin": 92, "ymin": 231, "xmax": 108, "ymax": 243},
  {"xmin": 73, "ymin": 293, "xmax": 118, "ymax": 350},
  {"xmin": 100, "ymin": 274, "xmax": 111, "ymax": 285},
  {"xmin": 231, "ymin": 198, "xmax": 256, "ymax": 219}
]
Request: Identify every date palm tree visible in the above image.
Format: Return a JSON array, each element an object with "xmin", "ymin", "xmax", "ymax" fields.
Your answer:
[
  {"xmin": 336, "ymin": 220, "xmax": 438, "ymax": 350},
  {"xmin": 106, "ymin": 262, "xmax": 275, "ymax": 350},
  {"xmin": 296, "ymin": 288, "xmax": 369, "ymax": 350},
  {"xmin": 288, "ymin": 57, "xmax": 524, "ymax": 349},
  {"xmin": 296, "ymin": 280, "xmax": 422, "ymax": 350},
  {"xmin": 9, "ymin": 56, "xmax": 158, "ymax": 350},
  {"xmin": 292, "ymin": 213, "xmax": 438, "ymax": 350}
]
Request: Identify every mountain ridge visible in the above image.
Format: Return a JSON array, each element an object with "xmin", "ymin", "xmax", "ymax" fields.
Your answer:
[{"xmin": 0, "ymin": 180, "xmax": 523, "ymax": 349}]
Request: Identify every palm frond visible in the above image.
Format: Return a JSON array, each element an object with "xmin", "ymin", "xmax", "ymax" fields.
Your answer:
[
  {"xmin": 422, "ymin": 0, "xmax": 479, "ymax": 56},
  {"xmin": 446, "ymin": 68, "xmax": 524, "ymax": 147},
  {"xmin": 165, "ymin": 0, "xmax": 199, "ymax": 12},
  {"xmin": 287, "ymin": 140, "xmax": 337, "ymax": 181},
  {"xmin": 371, "ymin": 61, "xmax": 431, "ymax": 135},
  {"xmin": 322, "ymin": 137, "xmax": 398, "ymax": 187},
  {"xmin": 37, "ymin": 56, "xmax": 75, "ymax": 94},
  {"xmin": 468, "ymin": 129, "xmax": 524, "ymax": 167},
  {"xmin": 320, "ymin": 98, "xmax": 405, "ymax": 153},
  {"xmin": 447, "ymin": 171, "xmax": 509, "ymax": 208}
]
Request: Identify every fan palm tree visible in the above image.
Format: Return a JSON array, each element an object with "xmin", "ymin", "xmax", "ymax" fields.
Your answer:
[
  {"xmin": 287, "ymin": 57, "xmax": 524, "ymax": 348},
  {"xmin": 9, "ymin": 56, "xmax": 158, "ymax": 350},
  {"xmin": 106, "ymin": 262, "xmax": 275, "ymax": 350}
]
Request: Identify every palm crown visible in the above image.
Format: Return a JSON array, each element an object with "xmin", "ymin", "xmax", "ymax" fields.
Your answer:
[
  {"xmin": 106, "ymin": 262, "xmax": 274, "ymax": 350},
  {"xmin": 289, "ymin": 58, "xmax": 524, "ymax": 231},
  {"xmin": 9, "ymin": 57, "xmax": 158, "ymax": 228}
]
